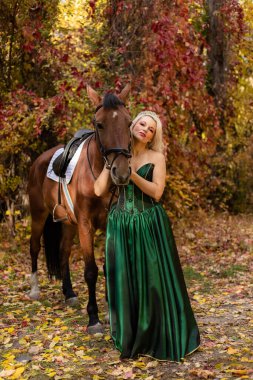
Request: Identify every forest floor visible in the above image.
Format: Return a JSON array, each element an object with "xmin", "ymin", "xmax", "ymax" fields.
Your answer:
[{"xmin": 0, "ymin": 210, "xmax": 252, "ymax": 380}]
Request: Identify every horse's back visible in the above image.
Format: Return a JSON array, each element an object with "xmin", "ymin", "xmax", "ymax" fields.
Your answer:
[{"xmin": 28, "ymin": 145, "xmax": 63, "ymax": 188}]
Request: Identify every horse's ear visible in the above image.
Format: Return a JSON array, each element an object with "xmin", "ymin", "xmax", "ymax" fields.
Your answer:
[
  {"xmin": 87, "ymin": 85, "xmax": 101, "ymax": 107},
  {"xmin": 118, "ymin": 83, "xmax": 131, "ymax": 103}
]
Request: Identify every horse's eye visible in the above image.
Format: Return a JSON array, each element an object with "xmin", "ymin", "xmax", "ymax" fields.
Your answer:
[{"xmin": 96, "ymin": 123, "xmax": 104, "ymax": 130}]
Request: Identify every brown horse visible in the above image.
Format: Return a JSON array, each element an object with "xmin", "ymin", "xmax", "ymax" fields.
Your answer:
[{"xmin": 27, "ymin": 84, "xmax": 131, "ymax": 333}]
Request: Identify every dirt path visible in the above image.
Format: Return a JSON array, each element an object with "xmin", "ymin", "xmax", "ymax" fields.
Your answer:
[{"xmin": 0, "ymin": 211, "xmax": 252, "ymax": 380}]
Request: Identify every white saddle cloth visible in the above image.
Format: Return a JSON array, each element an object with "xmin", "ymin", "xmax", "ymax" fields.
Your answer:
[{"xmin": 47, "ymin": 140, "xmax": 85, "ymax": 184}]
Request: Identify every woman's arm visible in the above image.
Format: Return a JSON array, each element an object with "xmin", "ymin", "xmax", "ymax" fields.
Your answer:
[
  {"xmin": 130, "ymin": 153, "xmax": 166, "ymax": 202},
  {"xmin": 94, "ymin": 165, "xmax": 112, "ymax": 197}
]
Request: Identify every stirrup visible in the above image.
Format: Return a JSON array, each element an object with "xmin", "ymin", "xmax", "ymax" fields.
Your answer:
[{"xmin": 52, "ymin": 204, "xmax": 68, "ymax": 222}]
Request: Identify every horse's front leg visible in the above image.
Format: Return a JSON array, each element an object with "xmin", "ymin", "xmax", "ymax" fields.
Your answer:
[
  {"xmin": 60, "ymin": 224, "xmax": 78, "ymax": 305},
  {"xmin": 103, "ymin": 262, "xmax": 110, "ymax": 325},
  {"xmin": 78, "ymin": 222, "xmax": 103, "ymax": 334}
]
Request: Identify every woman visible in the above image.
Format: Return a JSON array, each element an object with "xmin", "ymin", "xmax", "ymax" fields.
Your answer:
[{"xmin": 94, "ymin": 111, "xmax": 200, "ymax": 361}]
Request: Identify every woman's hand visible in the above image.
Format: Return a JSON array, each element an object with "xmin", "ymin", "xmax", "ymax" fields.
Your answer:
[{"xmin": 130, "ymin": 167, "xmax": 135, "ymax": 180}]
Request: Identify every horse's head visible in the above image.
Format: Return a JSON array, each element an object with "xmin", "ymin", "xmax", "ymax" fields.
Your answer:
[{"xmin": 87, "ymin": 84, "xmax": 132, "ymax": 186}]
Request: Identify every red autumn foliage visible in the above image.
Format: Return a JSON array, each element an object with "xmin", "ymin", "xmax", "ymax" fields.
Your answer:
[{"xmin": 0, "ymin": 0, "xmax": 247, "ymax": 227}]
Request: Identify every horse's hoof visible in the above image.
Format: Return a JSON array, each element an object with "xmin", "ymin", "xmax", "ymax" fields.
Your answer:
[
  {"xmin": 65, "ymin": 297, "xmax": 80, "ymax": 307},
  {"xmin": 28, "ymin": 291, "xmax": 40, "ymax": 300},
  {"xmin": 87, "ymin": 322, "xmax": 104, "ymax": 334}
]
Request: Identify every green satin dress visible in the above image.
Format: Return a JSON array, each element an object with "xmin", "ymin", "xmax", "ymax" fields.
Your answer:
[{"xmin": 105, "ymin": 163, "xmax": 200, "ymax": 361}]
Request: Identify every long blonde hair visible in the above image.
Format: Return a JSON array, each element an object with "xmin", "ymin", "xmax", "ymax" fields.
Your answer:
[{"xmin": 130, "ymin": 111, "xmax": 164, "ymax": 153}]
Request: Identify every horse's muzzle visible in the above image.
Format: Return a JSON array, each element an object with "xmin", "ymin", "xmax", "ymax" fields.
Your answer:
[{"xmin": 111, "ymin": 167, "xmax": 131, "ymax": 186}]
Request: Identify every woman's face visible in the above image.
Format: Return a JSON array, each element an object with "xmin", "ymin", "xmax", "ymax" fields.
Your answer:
[{"xmin": 132, "ymin": 116, "xmax": 156, "ymax": 145}]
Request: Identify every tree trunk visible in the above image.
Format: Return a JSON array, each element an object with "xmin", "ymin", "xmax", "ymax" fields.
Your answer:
[
  {"xmin": 6, "ymin": 198, "xmax": 16, "ymax": 237},
  {"xmin": 205, "ymin": 0, "xmax": 228, "ymax": 122}
]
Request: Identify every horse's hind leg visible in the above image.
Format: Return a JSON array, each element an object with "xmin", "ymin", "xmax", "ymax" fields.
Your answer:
[
  {"xmin": 78, "ymin": 223, "xmax": 103, "ymax": 333},
  {"xmin": 29, "ymin": 214, "xmax": 48, "ymax": 299},
  {"xmin": 60, "ymin": 224, "xmax": 78, "ymax": 305}
]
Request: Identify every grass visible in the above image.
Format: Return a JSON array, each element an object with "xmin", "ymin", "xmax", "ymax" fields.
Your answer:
[
  {"xmin": 183, "ymin": 266, "xmax": 204, "ymax": 281},
  {"xmin": 219, "ymin": 264, "xmax": 248, "ymax": 278}
]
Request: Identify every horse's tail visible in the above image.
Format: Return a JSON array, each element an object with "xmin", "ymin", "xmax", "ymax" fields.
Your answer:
[{"xmin": 43, "ymin": 214, "xmax": 62, "ymax": 280}]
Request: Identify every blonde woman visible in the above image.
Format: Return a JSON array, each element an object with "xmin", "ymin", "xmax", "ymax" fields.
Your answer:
[{"xmin": 94, "ymin": 111, "xmax": 200, "ymax": 360}]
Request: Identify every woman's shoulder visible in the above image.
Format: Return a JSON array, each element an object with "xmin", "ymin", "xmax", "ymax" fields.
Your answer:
[{"xmin": 149, "ymin": 150, "xmax": 165, "ymax": 164}]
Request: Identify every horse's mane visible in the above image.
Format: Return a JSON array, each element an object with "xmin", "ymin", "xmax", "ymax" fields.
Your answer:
[{"xmin": 103, "ymin": 93, "xmax": 124, "ymax": 109}]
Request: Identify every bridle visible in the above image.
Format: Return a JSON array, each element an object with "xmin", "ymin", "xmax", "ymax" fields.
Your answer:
[{"xmin": 92, "ymin": 104, "xmax": 132, "ymax": 170}]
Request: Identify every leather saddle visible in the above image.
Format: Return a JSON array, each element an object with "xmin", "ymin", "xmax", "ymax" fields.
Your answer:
[{"xmin": 53, "ymin": 129, "xmax": 95, "ymax": 178}]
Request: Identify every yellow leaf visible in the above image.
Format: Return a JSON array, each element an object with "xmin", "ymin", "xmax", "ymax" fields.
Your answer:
[
  {"xmin": 241, "ymin": 357, "xmax": 253, "ymax": 362},
  {"xmin": 82, "ymin": 356, "xmax": 94, "ymax": 360},
  {"xmin": 226, "ymin": 369, "xmax": 249, "ymax": 375},
  {"xmin": 104, "ymin": 335, "xmax": 111, "ymax": 341},
  {"xmin": 201, "ymin": 131, "xmax": 206, "ymax": 140},
  {"xmin": 10, "ymin": 367, "xmax": 25, "ymax": 379},
  {"xmin": 49, "ymin": 341, "xmax": 57, "ymax": 349},
  {"xmin": 5, "ymin": 344, "xmax": 13, "ymax": 349},
  {"xmin": 227, "ymin": 347, "xmax": 238, "ymax": 355},
  {"xmin": 18, "ymin": 338, "xmax": 27, "ymax": 345},
  {"xmin": 193, "ymin": 294, "xmax": 206, "ymax": 304},
  {"xmin": 2, "ymin": 353, "xmax": 15, "ymax": 360},
  {"xmin": 75, "ymin": 350, "xmax": 85, "ymax": 357},
  {"xmin": 48, "ymin": 372, "xmax": 57, "ymax": 378},
  {"xmin": 133, "ymin": 361, "xmax": 145, "ymax": 368},
  {"xmin": 7, "ymin": 327, "xmax": 14, "ymax": 333}
]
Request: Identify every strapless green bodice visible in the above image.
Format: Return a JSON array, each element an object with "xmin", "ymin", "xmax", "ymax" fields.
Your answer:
[{"xmin": 115, "ymin": 163, "xmax": 157, "ymax": 213}]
